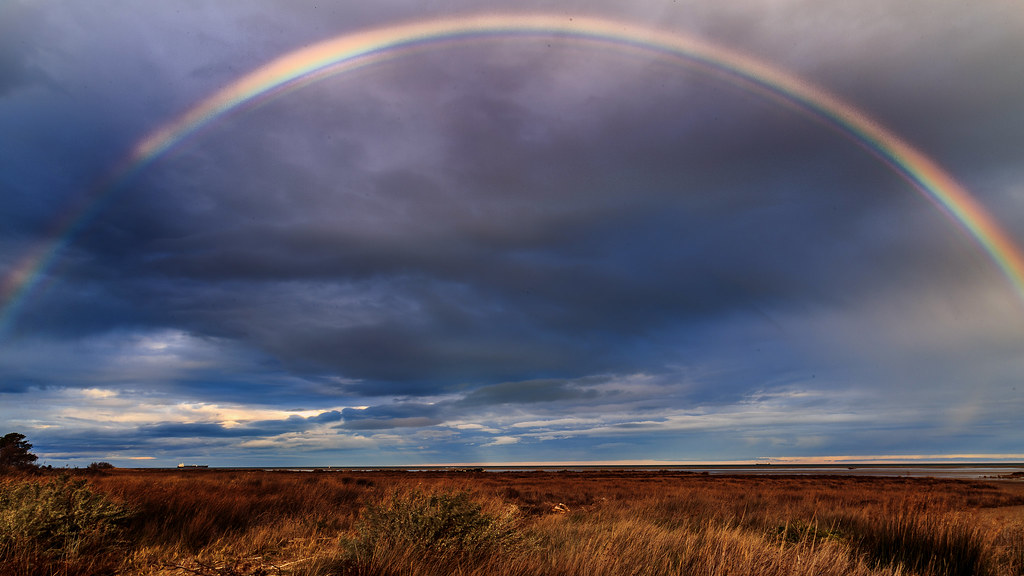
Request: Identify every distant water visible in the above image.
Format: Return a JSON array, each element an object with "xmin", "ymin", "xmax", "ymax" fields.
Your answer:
[
  {"xmin": 678, "ymin": 466, "xmax": 1024, "ymax": 479},
  {"xmin": 253, "ymin": 465, "xmax": 1024, "ymax": 479}
]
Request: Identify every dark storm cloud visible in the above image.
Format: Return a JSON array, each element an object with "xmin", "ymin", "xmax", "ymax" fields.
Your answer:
[
  {"xmin": 332, "ymin": 378, "xmax": 608, "ymax": 430},
  {"xmin": 50, "ymin": 50, "xmax": 922, "ymax": 393},
  {"xmin": 3, "ymin": 0, "xmax": 1024, "ymax": 465},
  {"xmin": 332, "ymin": 373, "xmax": 693, "ymax": 435},
  {"xmin": 340, "ymin": 417, "xmax": 443, "ymax": 431},
  {"xmin": 459, "ymin": 379, "xmax": 601, "ymax": 406},
  {"xmin": 18, "ymin": 26, "xmax": 1005, "ymax": 402},
  {"xmin": 137, "ymin": 422, "xmax": 245, "ymax": 438},
  {"xmin": 0, "ymin": 380, "xmax": 32, "ymax": 394},
  {"xmin": 138, "ymin": 410, "xmax": 345, "ymax": 438},
  {"xmin": 339, "ymin": 404, "xmax": 444, "ymax": 430},
  {"xmin": 310, "ymin": 410, "xmax": 343, "ymax": 423},
  {"xmin": 33, "ymin": 435, "xmax": 165, "ymax": 457}
]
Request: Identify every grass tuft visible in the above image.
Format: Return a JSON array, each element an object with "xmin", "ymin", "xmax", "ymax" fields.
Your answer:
[
  {"xmin": 843, "ymin": 507, "xmax": 994, "ymax": 576},
  {"xmin": 347, "ymin": 488, "xmax": 530, "ymax": 571}
]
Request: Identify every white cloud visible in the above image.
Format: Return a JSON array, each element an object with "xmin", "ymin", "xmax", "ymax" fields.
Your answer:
[
  {"xmin": 483, "ymin": 436, "xmax": 520, "ymax": 447},
  {"xmin": 236, "ymin": 431, "xmax": 375, "ymax": 451}
]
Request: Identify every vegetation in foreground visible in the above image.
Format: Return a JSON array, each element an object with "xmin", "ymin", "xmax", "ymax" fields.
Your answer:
[{"xmin": 1, "ymin": 467, "xmax": 1023, "ymax": 576}]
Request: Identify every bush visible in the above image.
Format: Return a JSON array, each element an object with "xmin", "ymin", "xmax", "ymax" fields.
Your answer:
[
  {"xmin": 0, "ymin": 474, "xmax": 133, "ymax": 576},
  {"xmin": 351, "ymin": 489, "xmax": 528, "ymax": 564}
]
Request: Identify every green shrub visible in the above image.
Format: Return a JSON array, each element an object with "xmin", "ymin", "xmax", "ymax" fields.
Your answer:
[
  {"xmin": 0, "ymin": 474, "xmax": 132, "ymax": 576},
  {"xmin": 352, "ymin": 489, "xmax": 527, "ymax": 563}
]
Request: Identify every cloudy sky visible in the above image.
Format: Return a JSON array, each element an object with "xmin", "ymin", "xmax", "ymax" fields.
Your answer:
[{"xmin": 2, "ymin": 0, "xmax": 1023, "ymax": 467}]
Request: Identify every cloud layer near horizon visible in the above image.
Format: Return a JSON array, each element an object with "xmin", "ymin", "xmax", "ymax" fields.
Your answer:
[{"xmin": 1, "ymin": 0, "xmax": 1022, "ymax": 466}]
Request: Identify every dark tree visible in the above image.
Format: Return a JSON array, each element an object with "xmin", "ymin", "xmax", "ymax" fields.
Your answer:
[{"xmin": 0, "ymin": 432, "xmax": 39, "ymax": 471}]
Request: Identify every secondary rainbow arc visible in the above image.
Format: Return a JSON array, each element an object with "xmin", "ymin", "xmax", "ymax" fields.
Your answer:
[{"xmin": 3, "ymin": 13, "xmax": 1023, "ymax": 336}]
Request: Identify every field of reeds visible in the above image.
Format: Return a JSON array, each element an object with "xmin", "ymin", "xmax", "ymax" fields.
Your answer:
[{"xmin": 1, "ymin": 468, "xmax": 1023, "ymax": 576}]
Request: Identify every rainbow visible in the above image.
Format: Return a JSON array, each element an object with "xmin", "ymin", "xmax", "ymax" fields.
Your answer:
[{"xmin": 3, "ymin": 13, "xmax": 1023, "ymax": 335}]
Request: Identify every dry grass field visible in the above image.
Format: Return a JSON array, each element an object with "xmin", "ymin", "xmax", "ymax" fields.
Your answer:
[{"xmin": 2, "ymin": 468, "xmax": 1023, "ymax": 576}]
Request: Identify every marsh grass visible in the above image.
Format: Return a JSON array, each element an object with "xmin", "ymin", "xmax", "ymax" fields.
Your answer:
[
  {"xmin": 1, "ymin": 469, "xmax": 1022, "ymax": 575},
  {"xmin": 838, "ymin": 506, "xmax": 992, "ymax": 576}
]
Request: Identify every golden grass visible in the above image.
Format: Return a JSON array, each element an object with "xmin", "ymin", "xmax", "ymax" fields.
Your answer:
[{"xmin": 2, "ymin": 469, "xmax": 1023, "ymax": 576}]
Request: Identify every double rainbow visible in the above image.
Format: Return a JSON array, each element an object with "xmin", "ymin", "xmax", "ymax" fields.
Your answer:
[{"xmin": 3, "ymin": 14, "xmax": 1023, "ymax": 335}]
